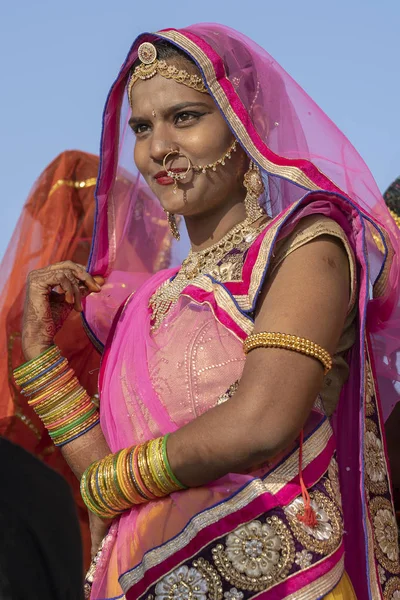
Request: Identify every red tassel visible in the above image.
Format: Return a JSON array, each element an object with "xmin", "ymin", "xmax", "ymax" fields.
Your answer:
[{"xmin": 297, "ymin": 429, "xmax": 318, "ymax": 528}]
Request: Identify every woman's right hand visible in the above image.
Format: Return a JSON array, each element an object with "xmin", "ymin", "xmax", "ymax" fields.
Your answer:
[{"xmin": 22, "ymin": 261, "xmax": 104, "ymax": 361}]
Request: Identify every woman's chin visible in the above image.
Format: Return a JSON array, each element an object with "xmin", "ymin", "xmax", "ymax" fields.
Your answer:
[{"xmin": 157, "ymin": 187, "xmax": 193, "ymax": 215}]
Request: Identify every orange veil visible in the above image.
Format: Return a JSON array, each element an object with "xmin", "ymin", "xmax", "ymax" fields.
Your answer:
[{"xmin": 0, "ymin": 150, "xmax": 100, "ymax": 566}]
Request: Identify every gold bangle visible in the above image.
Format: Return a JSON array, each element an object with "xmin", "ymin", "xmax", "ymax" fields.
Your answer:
[
  {"xmin": 21, "ymin": 359, "xmax": 68, "ymax": 394},
  {"xmin": 41, "ymin": 388, "xmax": 89, "ymax": 422},
  {"xmin": 243, "ymin": 332, "xmax": 332, "ymax": 375},
  {"xmin": 147, "ymin": 438, "xmax": 170, "ymax": 495},
  {"xmin": 41, "ymin": 390, "xmax": 89, "ymax": 423},
  {"xmin": 14, "ymin": 346, "xmax": 60, "ymax": 379},
  {"xmin": 138, "ymin": 443, "xmax": 163, "ymax": 498},
  {"xmin": 149, "ymin": 437, "xmax": 177, "ymax": 494},
  {"xmin": 31, "ymin": 376, "xmax": 81, "ymax": 412},
  {"xmin": 103, "ymin": 454, "xmax": 130, "ymax": 511},
  {"xmin": 118, "ymin": 448, "xmax": 143, "ymax": 504},
  {"xmin": 28, "ymin": 371, "xmax": 77, "ymax": 407},
  {"xmin": 16, "ymin": 355, "xmax": 65, "ymax": 386},
  {"xmin": 53, "ymin": 412, "xmax": 99, "ymax": 445}
]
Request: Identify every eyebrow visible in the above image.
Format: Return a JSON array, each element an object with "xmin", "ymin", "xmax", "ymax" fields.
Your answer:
[{"xmin": 129, "ymin": 101, "xmax": 211, "ymax": 125}]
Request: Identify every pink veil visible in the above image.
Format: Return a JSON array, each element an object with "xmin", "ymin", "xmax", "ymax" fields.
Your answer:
[
  {"xmin": 84, "ymin": 22, "xmax": 399, "ymax": 415},
  {"xmin": 83, "ymin": 24, "xmax": 400, "ymax": 598}
]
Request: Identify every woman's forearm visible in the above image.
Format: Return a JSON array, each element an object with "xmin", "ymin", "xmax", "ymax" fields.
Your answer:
[{"xmin": 61, "ymin": 424, "xmax": 111, "ymax": 479}]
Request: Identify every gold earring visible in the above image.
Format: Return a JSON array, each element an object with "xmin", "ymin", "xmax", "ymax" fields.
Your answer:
[
  {"xmin": 243, "ymin": 161, "xmax": 265, "ymax": 223},
  {"xmin": 165, "ymin": 210, "xmax": 180, "ymax": 241}
]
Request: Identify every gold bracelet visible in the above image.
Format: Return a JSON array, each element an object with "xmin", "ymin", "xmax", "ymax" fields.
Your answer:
[
  {"xmin": 148, "ymin": 437, "xmax": 178, "ymax": 494},
  {"xmin": 138, "ymin": 442, "xmax": 163, "ymax": 498},
  {"xmin": 14, "ymin": 346, "xmax": 60, "ymax": 379},
  {"xmin": 41, "ymin": 389, "xmax": 89, "ymax": 423},
  {"xmin": 54, "ymin": 412, "xmax": 99, "ymax": 445},
  {"xmin": 243, "ymin": 332, "xmax": 332, "ymax": 375}
]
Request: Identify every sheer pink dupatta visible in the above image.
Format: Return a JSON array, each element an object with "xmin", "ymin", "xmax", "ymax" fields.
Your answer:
[{"xmin": 82, "ymin": 23, "xmax": 400, "ymax": 599}]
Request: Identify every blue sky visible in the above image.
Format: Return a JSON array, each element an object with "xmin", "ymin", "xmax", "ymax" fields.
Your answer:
[{"xmin": 1, "ymin": 0, "xmax": 399, "ymax": 259}]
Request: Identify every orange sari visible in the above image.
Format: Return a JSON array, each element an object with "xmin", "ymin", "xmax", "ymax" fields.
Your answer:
[{"xmin": 0, "ymin": 150, "xmax": 100, "ymax": 567}]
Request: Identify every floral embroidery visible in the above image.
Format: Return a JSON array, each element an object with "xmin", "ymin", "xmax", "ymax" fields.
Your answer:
[
  {"xmin": 375, "ymin": 509, "xmax": 399, "ymax": 563},
  {"xmin": 223, "ymin": 589, "xmax": 244, "ymax": 600},
  {"xmin": 294, "ymin": 550, "xmax": 313, "ymax": 569},
  {"xmin": 212, "ymin": 515, "xmax": 295, "ymax": 592},
  {"xmin": 192, "ymin": 558, "xmax": 223, "ymax": 600},
  {"xmin": 327, "ymin": 457, "xmax": 342, "ymax": 508},
  {"xmin": 365, "ymin": 429, "xmax": 388, "ymax": 494},
  {"xmin": 370, "ymin": 497, "xmax": 400, "ymax": 575},
  {"xmin": 284, "ymin": 491, "xmax": 343, "ymax": 555},
  {"xmin": 155, "ymin": 565, "xmax": 208, "ymax": 599},
  {"xmin": 365, "ymin": 362, "xmax": 376, "ymax": 417},
  {"xmin": 379, "ymin": 564, "xmax": 387, "ymax": 585},
  {"xmin": 384, "ymin": 576, "xmax": 400, "ymax": 599}
]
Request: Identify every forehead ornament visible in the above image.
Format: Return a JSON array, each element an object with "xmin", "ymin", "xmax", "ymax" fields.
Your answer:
[{"xmin": 127, "ymin": 42, "xmax": 208, "ymax": 103}]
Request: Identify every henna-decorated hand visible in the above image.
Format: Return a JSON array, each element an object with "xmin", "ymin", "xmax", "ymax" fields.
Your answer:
[{"xmin": 22, "ymin": 261, "xmax": 104, "ymax": 361}]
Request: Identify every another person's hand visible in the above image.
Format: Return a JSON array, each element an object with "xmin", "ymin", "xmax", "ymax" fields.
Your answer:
[{"xmin": 22, "ymin": 261, "xmax": 104, "ymax": 361}]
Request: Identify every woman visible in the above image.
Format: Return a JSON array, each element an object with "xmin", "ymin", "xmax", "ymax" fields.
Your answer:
[
  {"xmin": 16, "ymin": 25, "xmax": 400, "ymax": 599},
  {"xmin": 0, "ymin": 150, "xmax": 100, "ymax": 565}
]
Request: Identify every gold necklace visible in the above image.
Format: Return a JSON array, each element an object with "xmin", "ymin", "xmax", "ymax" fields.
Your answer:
[{"xmin": 149, "ymin": 217, "xmax": 267, "ymax": 330}]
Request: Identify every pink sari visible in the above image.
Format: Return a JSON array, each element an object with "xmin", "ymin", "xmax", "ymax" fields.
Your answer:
[{"xmin": 83, "ymin": 24, "xmax": 400, "ymax": 599}]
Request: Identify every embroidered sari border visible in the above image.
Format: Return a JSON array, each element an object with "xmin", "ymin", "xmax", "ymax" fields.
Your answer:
[
  {"xmin": 254, "ymin": 544, "xmax": 344, "ymax": 600},
  {"xmin": 119, "ymin": 418, "xmax": 333, "ymax": 592}
]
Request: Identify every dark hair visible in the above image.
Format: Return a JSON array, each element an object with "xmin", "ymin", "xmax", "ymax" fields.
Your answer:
[
  {"xmin": 384, "ymin": 177, "xmax": 400, "ymax": 217},
  {"xmin": 131, "ymin": 39, "xmax": 197, "ymax": 72}
]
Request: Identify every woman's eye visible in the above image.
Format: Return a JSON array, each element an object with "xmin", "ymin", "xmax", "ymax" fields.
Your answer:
[
  {"xmin": 174, "ymin": 112, "xmax": 203, "ymax": 125},
  {"xmin": 132, "ymin": 123, "xmax": 150, "ymax": 135}
]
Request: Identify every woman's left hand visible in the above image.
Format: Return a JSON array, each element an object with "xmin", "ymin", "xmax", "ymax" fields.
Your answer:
[{"xmin": 89, "ymin": 513, "xmax": 111, "ymax": 558}]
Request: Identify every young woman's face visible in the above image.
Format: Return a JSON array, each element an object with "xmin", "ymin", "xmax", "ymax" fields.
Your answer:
[{"xmin": 129, "ymin": 59, "xmax": 247, "ymax": 218}]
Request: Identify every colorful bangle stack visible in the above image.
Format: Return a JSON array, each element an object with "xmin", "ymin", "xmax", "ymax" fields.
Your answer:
[
  {"xmin": 13, "ymin": 345, "xmax": 100, "ymax": 447},
  {"xmin": 81, "ymin": 434, "xmax": 186, "ymax": 519}
]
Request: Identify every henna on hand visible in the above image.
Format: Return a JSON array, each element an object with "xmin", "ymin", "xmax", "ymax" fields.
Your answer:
[{"xmin": 22, "ymin": 261, "xmax": 104, "ymax": 361}]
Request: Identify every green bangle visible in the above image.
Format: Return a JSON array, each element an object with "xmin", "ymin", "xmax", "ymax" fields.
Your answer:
[
  {"xmin": 81, "ymin": 466, "xmax": 108, "ymax": 518},
  {"xmin": 14, "ymin": 345, "xmax": 58, "ymax": 374},
  {"xmin": 113, "ymin": 451, "xmax": 131, "ymax": 505},
  {"xmin": 49, "ymin": 406, "xmax": 98, "ymax": 438},
  {"xmin": 162, "ymin": 434, "xmax": 187, "ymax": 490}
]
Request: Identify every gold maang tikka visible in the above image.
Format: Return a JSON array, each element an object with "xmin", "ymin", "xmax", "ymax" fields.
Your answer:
[{"xmin": 127, "ymin": 42, "xmax": 208, "ymax": 105}]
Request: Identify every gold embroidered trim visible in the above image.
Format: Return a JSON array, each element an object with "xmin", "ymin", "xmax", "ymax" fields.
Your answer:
[
  {"xmin": 389, "ymin": 209, "xmax": 400, "ymax": 229},
  {"xmin": 119, "ymin": 418, "xmax": 332, "ymax": 591},
  {"xmin": 365, "ymin": 512, "xmax": 384, "ymax": 600},
  {"xmin": 270, "ymin": 554, "xmax": 344, "ymax": 600},
  {"xmin": 181, "ymin": 277, "xmax": 254, "ymax": 339},
  {"xmin": 192, "ymin": 558, "xmax": 223, "ymax": 599},
  {"xmin": 270, "ymin": 215, "xmax": 358, "ymax": 314},
  {"xmin": 48, "ymin": 177, "xmax": 97, "ymax": 198},
  {"xmin": 370, "ymin": 496, "xmax": 400, "ymax": 575},
  {"xmin": 385, "ymin": 576, "xmax": 400, "ymax": 599}
]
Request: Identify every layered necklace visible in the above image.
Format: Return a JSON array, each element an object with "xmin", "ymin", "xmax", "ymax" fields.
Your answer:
[{"xmin": 149, "ymin": 216, "xmax": 267, "ymax": 330}]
